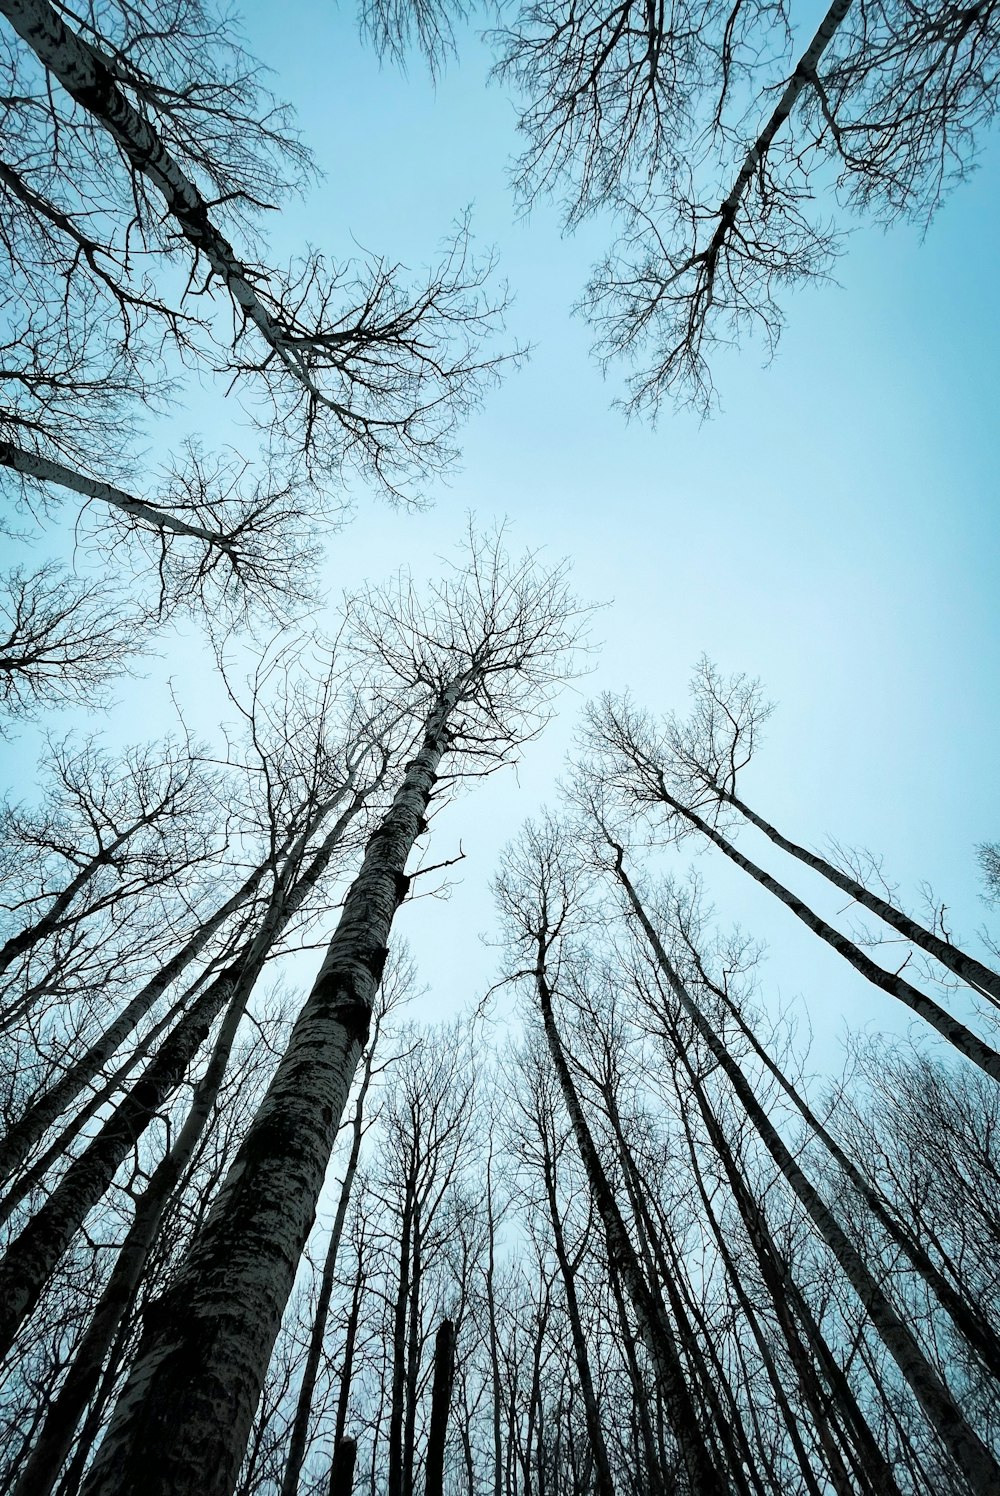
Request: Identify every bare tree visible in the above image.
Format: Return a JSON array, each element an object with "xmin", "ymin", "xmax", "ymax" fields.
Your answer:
[
  {"xmin": 646, "ymin": 659, "xmax": 1000, "ymax": 1009},
  {"xmin": 597, "ymin": 820, "xmax": 1000, "ymax": 1492},
  {"xmin": 1, "ymin": 0, "xmax": 515, "ymax": 499},
  {"xmin": 506, "ymin": 1035, "xmax": 618, "ymax": 1496},
  {"xmin": 0, "ymin": 732, "xmax": 215, "ymax": 990},
  {"xmin": 0, "ymin": 564, "xmax": 145, "ymax": 725},
  {"xmin": 585, "ymin": 687, "xmax": 1000, "ymax": 1081},
  {"xmin": 486, "ymin": 0, "xmax": 1000, "ymax": 411},
  {"xmin": 495, "ymin": 815, "xmax": 725, "ymax": 1496},
  {"xmin": 77, "ymin": 527, "xmax": 586, "ymax": 1496}
]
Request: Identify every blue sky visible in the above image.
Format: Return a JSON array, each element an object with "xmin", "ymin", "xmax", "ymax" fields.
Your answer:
[{"xmin": 5, "ymin": 1, "xmax": 1000, "ymax": 1075}]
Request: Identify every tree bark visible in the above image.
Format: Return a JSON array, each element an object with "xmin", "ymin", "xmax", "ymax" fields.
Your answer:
[
  {"xmin": 0, "ymin": 442, "xmax": 243, "ymax": 554},
  {"xmin": 280, "ymin": 1029, "xmax": 381, "ymax": 1496},
  {"xmin": 424, "ymin": 1319, "xmax": 456, "ymax": 1496},
  {"xmin": 11, "ymin": 975, "xmax": 253, "ymax": 1496},
  {"xmin": 328, "ymin": 1438, "xmax": 357, "ymax": 1496},
  {"xmin": 79, "ymin": 686, "xmax": 462, "ymax": 1496}
]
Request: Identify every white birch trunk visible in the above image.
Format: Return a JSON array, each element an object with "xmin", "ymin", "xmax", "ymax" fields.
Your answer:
[
  {"xmin": 78, "ymin": 688, "xmax": 461, "ymax": 1496},
  {"xmin": 0, "ymin": 0, "xmax": 310, "ymax": 389},
  {"xmin": 721, "ymin": 786, "xmax": 1000, "ymax": 1007},
  {"xmin": 659, "ymin": 789, "xmax": 1000, "ymax": 1082},
  {"xmin": 0, "ymin": 442, "xmax": 241, "ymax": 553}
]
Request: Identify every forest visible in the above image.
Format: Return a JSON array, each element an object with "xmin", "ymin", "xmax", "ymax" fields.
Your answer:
[{"xmin": 0, "ymin": 0, "xmax": 999, "ymax": 1493}]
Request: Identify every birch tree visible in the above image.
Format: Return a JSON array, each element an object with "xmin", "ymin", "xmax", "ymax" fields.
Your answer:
[
  {"xmin": 0, "ymin": 0, "xmax": 514, "ymax": 495},
  {"xmin": 488, "ymin": 0, "xmax": 1000, "ymax": 410},
  {"xmin": 278, "ymin": 954, "xmax": 414, "ymax": 1496},
  {"xmin": 0, "ymin": 565, "xmax": 145, "ymax": 725},
  {"xmin": 77, "ymin": 527, "xmax": 586, "ymax": 1496},
  {"xmin": 595, "ymin": 823, "xmax": 1000, "ymax": 1491},
  {"xmin": 584, "ymin": 683, "xmax": 1000, "ymax": 1079}
]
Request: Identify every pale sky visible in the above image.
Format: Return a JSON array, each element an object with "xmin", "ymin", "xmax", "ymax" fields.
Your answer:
[{"xmin": 5, "ymin": 1, "xmax": 999, "ymax": 1079}]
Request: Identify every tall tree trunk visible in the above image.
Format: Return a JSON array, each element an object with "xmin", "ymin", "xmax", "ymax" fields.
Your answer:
[
  {"xmin": 388, "ymin": 1195, "xmax": 415, "ymax": 1496},
  {"xmin": 0, "ymin": 795, "xmax": 364, "ymax": 1356},
  {"xmin": 603, "ymin": 1091, "xmax": 760, "ymax": 1496},
  {"xmin": 328, "ymin": 1438, "xmax": 357, "ymax": 1496},
  {"xmin": 402, "ymin": 1212, "xmax": 425, "ymax": 1496},
  {"xmin": 79, "ymin": 685, "xmax": 463, "ymax": 1496},
  {"xmin": 534, "ymin": 950, "xmax": 724, "ymax": 1495},
  {"xmin": 669, "ymin": 1022, "xmax": 898, "ymax": 1496},
  {"xmin": 604, "ymin": 1253, "xmax": 662, "ymax": 1489},
  {"xmin": 424, "ymin": 1318, "xmax": 456, "ymax": 1496},
  {"xmin": 652, "ymin": 790, "xmax": 1000, "ymax": 1081},
  {"xmin": 677, "ymin": 1102, "xmax": 831, "ymax": 1496},
  {"xmin": 484, "ymin": 1146, "xmax": 505, "ymax": 1496},
  {"xmin": 610, "ymin": 843, "xmax": 1000, "ymax": 1494},
  {"xmin": 720, "ymin": 786, "xmax": 1000, "ymax": 1007},
  {"xmin": 280, "ymin": 1028, "xmax": 381, "ymax": 1496},
  {"xmin": 539, "ymin": 1129, "xmax": 616, "ymax": 1496},
  {"xmin": 11, "ymin": 976, "xmax": 253, "ymax": 1496},
  {"xmin": 698, "ymin": 950, "xmax": 1000, "ymax": 1378},
  {"xmin": 333, "ymin": 1251, "xmax": 366, "ymax": 1455}
]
